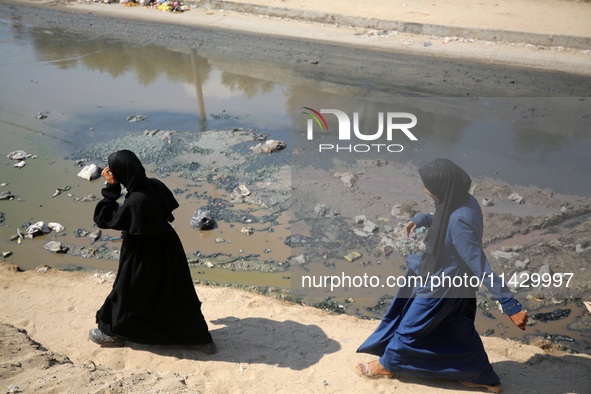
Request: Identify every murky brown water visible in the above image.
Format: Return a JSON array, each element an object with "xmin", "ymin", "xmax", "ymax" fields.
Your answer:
[{"xmin": 1, "ymin": 14, "xmax": 590, "ymax": 354}]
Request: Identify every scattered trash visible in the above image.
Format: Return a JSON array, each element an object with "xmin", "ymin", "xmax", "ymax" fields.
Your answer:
[
  {"xmin": 241, "ymin": 226, "xmax": 253, "ymax": 235},
  {"xmin": 89, "ymin": 230, "xmax": 102, "ymax": 242},
  {"xmin": 423, "ymin": 42, "xmax": 432, "ymax": 47},
  {"xmin": 508, "ymin": 192, "xmax": 525, "ymax": 204},
  {"xmin": 584, "ymin": 301, "xmax": 591, "ymax": 314},
  {"xmin": 344, "ymin": 251, "xmax": 361, "ymax": 262},
  {"xmin": 35, "ymin": 112, "xmax": 48, "ymax": 120},
  {"xmin": 190, "ymin": 209, "xmax": 215, "ymax": 230},
  {"xmin": 481, "ymin": 197, "xmax": 493, "ymax": 206},
  {"xmin": 26, "ymin": 221, "xmax": 50, "ymax": 239},
  {"xmin": 2, "ymin": 251, "xmax": 12, "ymax": 258},
  {"xmin": 127, "ymin": 114, "xmax": 148, "ymax": 122},
  {"xmin": 238, "ymin": 184, "xmax": 251, "ymax": 196},
  {"xmin": 7, "ymin": 150, "xmax": 29, "ymax": 160},
  {"xmin": 14, "ymin": 161, "xmax": 26, "ymax": 169},
  {"xmin": 250, "ymin": 140, "xmax": 286, "ymax": 154},
  {"xmin": 0, "ymin": 191, "xmax": 14, "ymax": 200},
  {"xmin": 291, "ymin": 255, "xmax": 307, "ymax": 265},
  {"xmin": 314, "ymin": 203, "xmax": 337, "ymax": 217}
]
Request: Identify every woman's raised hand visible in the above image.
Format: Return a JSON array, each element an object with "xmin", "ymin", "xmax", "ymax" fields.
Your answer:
[
  {"xmin": 404, "ymin": 220, "xmax": 417, "ymax": 238},
  {"xmin": 102, "ymin": 167, "xmax": 118, "ymax": 184}
]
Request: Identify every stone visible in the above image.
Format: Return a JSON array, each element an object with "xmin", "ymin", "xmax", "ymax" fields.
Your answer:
[
  {"xmin": 48, "ymin": 222, "xmax": 65, "ymax": 233},
  {"xmin": 333, "ymin": 172, "xmax": 357, "ymax": 187},
  {"xmin": 241, "ymin": 227, "xmax": 253, "ymax": 235},
  {"xmin": 292, "ymin": 255, "xmax": 307, "ymax": 265},
  {"xmin": 89, "ymin": 230, "xmax": 102, "ymax": 242},
  {"xmin": 314, "ymin": 203, "xmax": 337, "ymax": 217},
  {"xmin": 44, "ymin": 241, "xmax": 69, "ymax": 253},
  {"xmin": 250, "ymin": 140, "xmax": 286, "ymax": 154},
  {"xmin": 354, "ymin": 215, "xmax": 366, "ymax": 224},
  {"xmin": 363, "ymin": 219, "xmax": 378, "ymax": 233},
  {"xmin": 77, "ymin": 164, "xmax": 103, "ymax": 181}
]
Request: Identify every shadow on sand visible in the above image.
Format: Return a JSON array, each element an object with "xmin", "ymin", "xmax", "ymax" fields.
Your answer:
[{"xmin": 125, "ymin": 316, "xmax": 341, "ymax": 371}]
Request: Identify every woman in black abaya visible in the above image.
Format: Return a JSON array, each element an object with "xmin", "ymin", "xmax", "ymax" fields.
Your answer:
[{"xmin": 89, "ymin": 150, "xmax": 215, "ymax": 352}]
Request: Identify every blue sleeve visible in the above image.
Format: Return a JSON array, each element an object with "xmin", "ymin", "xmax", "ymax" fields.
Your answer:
[
  {"xmin": 450, "ymin": 216, "xmax": 522, "ymax": 316},
  {"xmin": 411, "ymin": 213, "xmax": 434, "ymax": 228}
]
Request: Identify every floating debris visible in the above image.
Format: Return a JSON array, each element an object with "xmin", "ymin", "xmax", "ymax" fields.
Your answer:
[
  {"xmin": 2, "ymin": 251, "xmax": 12, "ymax": 258},
  {"xmin": 127, "ymin": 114, "xmax": 148, "ymax": 122},
  {"xmin": 508, "ymin": 192, "xmax": 525, "ymax": 204},
  {"xmin": 0, "ymin": 191, "xmax": 14, "ymax": 200},
  {"xmin": 26, "ymin": 221, "xmax": 50, "ymax": 238},
  {"xmin": 241, "ymin": 226, "xmax": 253, "ymax": 235},
  {"xmin": 14, "ymin": 161, "xmax": 26, "ymax": 169}
]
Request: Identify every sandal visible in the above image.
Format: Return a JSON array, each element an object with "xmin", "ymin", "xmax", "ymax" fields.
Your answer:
[
  {"xmin": 459, "ymin": 380, "xmax": 502, "ymax": 393},
  {"xmin": 355, "ymin": 362, "xmax": 394, "ymax": 379}
]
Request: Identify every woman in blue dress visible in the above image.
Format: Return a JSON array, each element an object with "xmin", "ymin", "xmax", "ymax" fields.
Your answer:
[{"xmin": 356, "ymin": 158, "xmax": 528, "ymax": 393}]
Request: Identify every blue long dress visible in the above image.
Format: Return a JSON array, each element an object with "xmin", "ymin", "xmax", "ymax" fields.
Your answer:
[{"xmin": 357, "ymin": 195, "xmax": 522, "ymax": 385}]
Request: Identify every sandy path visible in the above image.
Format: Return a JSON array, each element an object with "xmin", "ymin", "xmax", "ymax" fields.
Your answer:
[{"xmin": 1, "ymin": 261, "xmax": 590, "ymax": 393}]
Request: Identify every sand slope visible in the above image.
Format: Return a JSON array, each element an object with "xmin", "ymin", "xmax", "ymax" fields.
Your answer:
[{"xmin": 1, "ymin": 261, "xmax": 590, "ymax": 393}]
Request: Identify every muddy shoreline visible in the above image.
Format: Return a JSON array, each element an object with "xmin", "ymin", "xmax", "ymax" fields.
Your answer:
[
  {"xmin": 1, "ymin": 0, "xmax": 590, "ymax": 355},
  {"xmin": 2, "ymin": 0, "xmax": 591, "ymax": 97}
]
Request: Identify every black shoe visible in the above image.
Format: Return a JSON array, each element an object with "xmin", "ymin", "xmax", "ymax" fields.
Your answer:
[
  {"xmin": 88, "ymin": 328, "xmax": 125, "ymax": 347},
  {"xmin": 191, "ymin": 342, "xmax": 217, "ymax": 354}
]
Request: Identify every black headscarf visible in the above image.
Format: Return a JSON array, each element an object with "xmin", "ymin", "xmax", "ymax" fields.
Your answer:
[
  {"xmin": 101, "ymin": 150, "xmax": 180, "ymax": 234},
  {"xmin": 108, "ymin": 150, "xmax": 147, "ymax": 192},
  {"xmin": 418, "ymin": 158, "xmax": 472, "ymax": 277}
]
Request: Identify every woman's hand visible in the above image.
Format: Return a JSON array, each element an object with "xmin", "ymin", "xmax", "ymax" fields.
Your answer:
[
  {"xmin": 509, "ymin": 310, "xmax": 529, "ymax": 330},
  {"xmin": 102, "ymin": 167, "xmax": 118, "ymax": 184},
  {"xmin": 404, "ymin": 220, "xmax": 417, "ymax": 238}
]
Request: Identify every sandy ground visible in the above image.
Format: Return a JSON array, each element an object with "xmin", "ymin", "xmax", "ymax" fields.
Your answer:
[{"xmin": 1, "ymin": 261, "xmax": 591, "ymax": 393}]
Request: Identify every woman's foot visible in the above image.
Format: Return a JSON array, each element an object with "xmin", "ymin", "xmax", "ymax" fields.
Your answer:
[
  {"xmin": 88, "ymin": 328, "xmax": 125, "ymax": 347},
  {"xmin": 355, "ymin": 360, "xmax": 394, "ymax": 379},
  {"xmin": 459, "ymin": 380, "xmax": 502, "ymax": 393}
]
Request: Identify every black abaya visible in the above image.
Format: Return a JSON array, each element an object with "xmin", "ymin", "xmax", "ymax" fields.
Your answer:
[{"xmin": 93, "ymin": 151, "xmax": 212, "ymax": 345}]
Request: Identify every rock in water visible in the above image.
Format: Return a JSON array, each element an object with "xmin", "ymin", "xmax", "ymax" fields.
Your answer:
[
  {"xmin": 77, "ymin": 164, "xmax": 103, "ymax": 181},
  {"xmin": 44, "ymin": 241, "xmax": 69, "ymax": 253}
]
